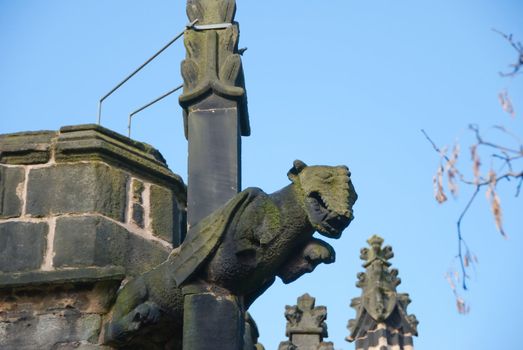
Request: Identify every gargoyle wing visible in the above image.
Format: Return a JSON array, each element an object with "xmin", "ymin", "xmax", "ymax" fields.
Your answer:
[{"xmin": 171, "ymin": 188, "xmax": 259, "ymax": 286}]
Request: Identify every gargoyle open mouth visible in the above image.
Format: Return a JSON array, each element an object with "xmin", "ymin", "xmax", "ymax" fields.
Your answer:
[{"xmin": 306, "ymin": 191, "xmax": 351, "ymax": 238}]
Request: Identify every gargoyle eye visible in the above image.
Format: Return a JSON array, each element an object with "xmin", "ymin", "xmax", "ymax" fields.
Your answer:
[{"xmin": 319, "ymin": 172, "xmax": 333, "ymax": 180}]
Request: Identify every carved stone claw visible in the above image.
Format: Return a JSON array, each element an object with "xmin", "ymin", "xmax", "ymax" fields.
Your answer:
[{"xmin": 132, "ymin": 301, "xmax": 161, "ymax": 327}]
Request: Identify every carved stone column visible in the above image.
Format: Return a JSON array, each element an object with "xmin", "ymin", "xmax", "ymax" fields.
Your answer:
[
  {"xmin": 279, "ymin": 294, "xmax": 334, "ymax": 350},
  {"xmin": 180, "ymin": 0, "xmax": 250, "ymax": 229},
  {"xmin": 182, "ymin": 284, "xmax": 244, "ymax": 350},
  {"xmin": 346, "ymin": 235, "xmax": 418, "ymax": 350},
  {"xmin": 180, "ymin": 1, "xmax": 250, "ymax": 348}
]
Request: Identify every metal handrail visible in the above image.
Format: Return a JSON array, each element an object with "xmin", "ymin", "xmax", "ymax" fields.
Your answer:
[
  {"xmin": 127, "ymin": 84, "xmax": 183, "ymax": 138},
  {"xmin": 97, "ymin": 19, "xmax": 198, "ymax": 124}
]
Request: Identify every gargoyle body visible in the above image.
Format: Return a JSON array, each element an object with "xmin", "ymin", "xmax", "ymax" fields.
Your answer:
[{"xmin": 103, "ymin": 161, "xmax": 357, "ymax": 349}]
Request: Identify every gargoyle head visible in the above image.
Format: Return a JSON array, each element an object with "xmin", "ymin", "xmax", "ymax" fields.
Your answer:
[{"xmin": 288, "ymin": 160, "xmax": 357, "ymax": 238}]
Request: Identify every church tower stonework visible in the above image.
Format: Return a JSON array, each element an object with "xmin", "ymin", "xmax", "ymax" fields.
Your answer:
[{"xmin": 0, "ymin": 124, "xmax": 186, "ymax": 349}]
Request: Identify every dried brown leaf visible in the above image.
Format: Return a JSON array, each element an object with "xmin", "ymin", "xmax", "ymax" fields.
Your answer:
[
  {"xmin": 445, "ymin": 272, "xmax": 456, "ymax": 291},
  {"xmin": 485, "ymin": 170, "xmax": 507, "ymax": 238},
  {"xmin": 463, "ymin": 250, "xmax": 475, "ymax": 269},
  {"xmin": 456, "ymin": 296, "xmax": 470, "ymax": 314},
  {"xmin": 434, "ymin": 165, "xmax": 447, "ymax": 203},
  {"xmin": 446, "ymin": 144, "xmax": 460, "ymax": 197},
  {"xmin": 491, "ymin": 192, "xmax": 506, "ymax": 237},
  {"xmin": 498, "ymin": 89, "xmax": 516, "ymax": 117},
  {"xmin": 470, "ymin": 145, "xmax": 481, "ymax": 184}
]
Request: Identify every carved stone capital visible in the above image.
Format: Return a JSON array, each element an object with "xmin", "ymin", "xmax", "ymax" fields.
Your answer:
[{"xmin": 180, "ymin": 0, "xmax": 250, "ymax": 137}]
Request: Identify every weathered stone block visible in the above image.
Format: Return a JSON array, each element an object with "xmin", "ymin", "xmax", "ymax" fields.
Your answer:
[
  {"xmin": 53, "ymin": 216, "xmax": 127, "ymax": 268},
  {"xmin": 125, "ymin": 234, "xmax": 169, "ymax": 277},
  {"xmin": 0, "ymin": 130, "xmax": 56, "ymax": 165},
  {"xmin": 0, "ymin": 166, "xmax": 24, "ymax": 218},
  {"xmin": 0, "ymin": 222, "xmax": 47, "ymax": 273},
  {"xmin": 150, "ymin": 184, "xmax": 181, "ymax": 246},
  {"xmin": 0, "ymin": 311, "xmax": 102, "ymax": 349},
  {"xmin": 131, "ymin": 179, "xmax": 144, "ymax": 204},
  {"xmin": 131, "ymin": 203, "xmax": 144, "ymax": 228},
  {"xmin": 53, "ymin": 216, "xmax": 169, "ymax": 276},
  {"xmin": 183, "ymin": 292, "xmax": 243, "ymax": 350},
  {"xmin": 130, "ymin": 179, "xmax": 145, "ymax": 228},
  {"xmin": 26, "ymin": 163, "xmax": 128, "ymax": 221},
  {"xmin": 55, "ymin": 125, "xmax": 186, "ymax": 205}
]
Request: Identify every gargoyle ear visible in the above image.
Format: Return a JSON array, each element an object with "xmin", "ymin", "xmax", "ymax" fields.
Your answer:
[{"xmin": 287, "ymin": 159, "xmax": 307, "ymax": 181}]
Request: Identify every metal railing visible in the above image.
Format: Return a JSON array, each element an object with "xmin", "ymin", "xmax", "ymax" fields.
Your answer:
[
  {"xmin": 97, "ymin": 19, "xmax": 198, "ymax": 125},
  {"xmin": 127, "ymin": 84, "xmax": 183, "ymax": 137}
]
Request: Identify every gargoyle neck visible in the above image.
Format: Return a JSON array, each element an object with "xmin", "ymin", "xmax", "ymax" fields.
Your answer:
[{"xmin": 270, "ymin": 184, "xmax": 311, "ymax": 232}]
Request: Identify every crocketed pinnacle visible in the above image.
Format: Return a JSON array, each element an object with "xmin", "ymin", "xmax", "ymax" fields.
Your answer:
[{"xmin": 347, "ymin": 235, "xmax": 418, "ymax": 348}]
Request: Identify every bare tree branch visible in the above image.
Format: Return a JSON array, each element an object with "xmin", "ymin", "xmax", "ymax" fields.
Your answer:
[
  {"xmin": 456, "ymin": 186, "xmax": 480, "ymax": 290},
  {"xmin": 422, "ymin": 127, "xmax": 522, "ymax": 306},
  {"xmin": 423, "ymin": 31, "xmax": 521, "ymax": 313},
  {"xmin": 493, "ymin": 28, "xmax": 523, "ymax": 77},
  {"xmin": 469, "ymin": 124, "xmax": 522, "ymax": 154},
  {"xmin": 421, "ymin": 129, "xmax": 451, "ymax": 162}
]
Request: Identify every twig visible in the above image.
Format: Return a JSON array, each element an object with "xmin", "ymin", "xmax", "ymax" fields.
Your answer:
[
  {"xmin": 456, "ymin": 186, "xmax": 480, "ymax": 290},
  {"xmin": 469, "ymin": 125, "xmax": 521, "ymax": 155},
  {"xmin": 492, "ymin": 29, "xmax": 523, "ymax": 77},
  {"xmin": 422, "ymin": 129, "xmax": 523, "ymax": 291},
  {"xmin": 493, "ymin": 125, "xmax": 523, "ymax": 146},
  {"xmin": 492, "ymin": 153, "xmax": 523, "ymax": 165},
  {"xmin": 421, "ymin": 129, "xmax": 451, "ymax": 162}
]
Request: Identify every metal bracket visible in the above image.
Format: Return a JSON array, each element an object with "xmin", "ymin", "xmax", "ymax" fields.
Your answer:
[{"xmin": 192, "ymin": 23, "xmax": 233, "ymax": 31}]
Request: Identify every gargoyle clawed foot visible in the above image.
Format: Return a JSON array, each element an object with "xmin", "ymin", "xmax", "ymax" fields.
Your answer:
[{"xmin": 104, "ymin": 301, "xmax": 162, "ymax": 346}]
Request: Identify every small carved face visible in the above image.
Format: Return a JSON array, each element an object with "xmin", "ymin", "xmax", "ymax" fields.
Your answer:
[{"xmin": 288, "ymin": 160, "xmax": 357, "ymax": 238}]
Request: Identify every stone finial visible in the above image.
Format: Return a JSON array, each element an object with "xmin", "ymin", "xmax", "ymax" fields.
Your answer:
[
  {"xmin": 180, "ymin": 0, "xmax": 250, "ymax": 137},
  {"xmin": 280, "ymin": 294, "xmax": 334, "ymax": 350},
  {"xmin": 346, "ymin": 235, "xmax": 418, "ymax": 349}
]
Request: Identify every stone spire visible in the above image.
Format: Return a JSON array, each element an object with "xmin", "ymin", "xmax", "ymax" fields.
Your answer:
[
  {"xmin": 279, "ymin": 294, "xmax": 334, "ymax": 350},
  {"xmin": 346, "ymin": 235, "xmax": 418, "ymax": 350}
]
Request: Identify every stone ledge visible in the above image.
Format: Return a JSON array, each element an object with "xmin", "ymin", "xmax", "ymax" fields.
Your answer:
[
  {"xmin": 0, "ymin": 266, "xmax": 125, "ymax": 289},
  {"xmin": 0, "ymin": 130, "xmax": 57, "ymax": 165},
  {"xmin": 0, "ymin": 124, "xmax": 187, "ymax": 205},
  {"xmin": 56, "ymin": 124, "xmax": 186, "ymax": 203}
]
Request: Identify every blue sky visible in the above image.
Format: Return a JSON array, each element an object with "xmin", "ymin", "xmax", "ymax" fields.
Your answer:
[{"xmin": 1, "ymin": 1, "xmax": 522, "ymax": 349}]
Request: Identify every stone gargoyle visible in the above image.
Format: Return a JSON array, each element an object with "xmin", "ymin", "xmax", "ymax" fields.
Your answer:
[{"xmin": 103, "ymin": 160, "xmax": 357, "ymax": 348}]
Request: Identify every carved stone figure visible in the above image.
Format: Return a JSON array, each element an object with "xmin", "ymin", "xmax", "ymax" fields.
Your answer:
[{"xmin": 103, "ymin": 160, "xmax": 357, "ymax": 348}]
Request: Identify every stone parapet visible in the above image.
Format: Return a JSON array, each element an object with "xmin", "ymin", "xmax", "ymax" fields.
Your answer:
[
  {"xmin": 0, "ymin": 130, "xmax": 56, "ymax": 165},
  {"xmin": 0, "ymin": 124, "xmax": 187, "ymax": 349},
  {"xmin": 0, "ymin": 124, "xmax": 186, "ymax": 268}
]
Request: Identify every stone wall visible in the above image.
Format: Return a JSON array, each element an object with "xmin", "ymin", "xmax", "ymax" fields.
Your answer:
[{"xmin": 0, "ymin": 124, "xmax": 186, "ymax": 349}]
